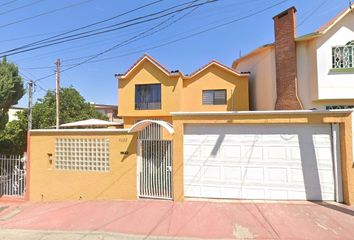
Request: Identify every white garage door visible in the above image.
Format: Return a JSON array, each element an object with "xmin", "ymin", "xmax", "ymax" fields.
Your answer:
[{"xmin": 184, "ymin": 124, "xmax": 337, "ymax": 200}]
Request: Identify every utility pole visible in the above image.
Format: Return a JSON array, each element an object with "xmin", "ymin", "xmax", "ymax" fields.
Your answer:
[
  {"xmin": 55, "ymin": 58, "xmax": 61, "ymax": 129},
  {"xmin": 28, "ymin": 80, "xmax": 33, "ymax": 130}
]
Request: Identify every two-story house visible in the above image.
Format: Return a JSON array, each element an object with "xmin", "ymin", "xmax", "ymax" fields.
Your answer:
[
  {"xmin": 233, "ymin": 5, "xmax": 354, "ymax": 111},
  {"xmin": 116, "ymin": 54, "xmax": 249, "ymax": 128},
  {"xmin": 26, "ymin": 6, "xmax": 354, "ymax": 205}
]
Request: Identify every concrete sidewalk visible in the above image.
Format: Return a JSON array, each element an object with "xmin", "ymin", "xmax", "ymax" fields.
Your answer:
[{"xmin": 0, "ymin": 200, "xmax": 353, "ymax": 239}]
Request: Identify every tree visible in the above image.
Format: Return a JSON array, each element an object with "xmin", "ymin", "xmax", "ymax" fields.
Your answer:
[
  {"xmin": 0, "ymin": 57, "xmax": 25, "ymax": 132},
  {"xmin": 0, "ymin": 87, "xmax": 108, "ymax": 155}
]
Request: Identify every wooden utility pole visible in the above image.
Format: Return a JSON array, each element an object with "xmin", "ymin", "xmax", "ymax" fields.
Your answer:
[
  {"xmin": 28, "ymin": 80, "xmax": 33, "ymax": 130},
  {"xmin": 55, "ymin": 59, "xmax": 61, "ymax": 129}
]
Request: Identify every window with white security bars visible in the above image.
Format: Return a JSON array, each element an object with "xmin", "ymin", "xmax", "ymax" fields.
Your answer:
[
  {"xmin": 55, "ymin": 138, "xmax": 110, "ymax": 172},
  {"xmin": 332, "ymin": 41, "xmax": 354, "ymax": 69},
  {"xmin": 202, "ymin": 89, "xmax": 227, "ymax": 105}
]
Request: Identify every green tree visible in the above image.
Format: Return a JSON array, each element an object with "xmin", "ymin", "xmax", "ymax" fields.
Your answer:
[
  {"xmin": 0, "ymin": 87, "xmax": 108, "ymax": 154},
  {"xmin": 0, "ymin": 57, "xmax": 25, "ymax": 132}
]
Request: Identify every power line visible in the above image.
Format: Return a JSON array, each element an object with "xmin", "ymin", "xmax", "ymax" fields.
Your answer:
[
  {"xmin": 0, "ymin": 0, "xmax": 95, "ymax": 29},
  {"xmin": 58, "ymin": 0, "xmax": 203, "ymax": 71},
  {"xmin": 13, "ymin": 25, "xmax": 151, "ymax": 63},
  {"xmin": 12, "ymin": 0, "xmax": 164, "ymax": 51},
  {"xmin": 63, "ymin": 0, "xmax": 288, "ymax": 64},
  {"xmin": 0, "ymin": 0, "xmax": 44, "ymax": 16},
  {"xmin": 0, "ymin": 0, "xmax": 20, "ymax": 8},
  {"xmin": 33, "ymin": 0, "xmax": 210, "ymax": 83},
  {"xmin": 297, "ymin": 0, "xmax": 330, "ymax": 28},
  {"xmin": 0, "ymin": 0, "xmax": 209, "ymax": 57},
  {"xmin": 0, "ymin": 0, "xmax": 262, "ymax": 43},
  {"xmin": 32, "ymin": 0, "xmax": 288, "ymax": 83},
  {"xmin": 18, "ymin": 0, "xmax": 276, "ymax": 65},
  {"xmin": 0, "ymin": 0, "xmax": 167, "ymax": 55}
]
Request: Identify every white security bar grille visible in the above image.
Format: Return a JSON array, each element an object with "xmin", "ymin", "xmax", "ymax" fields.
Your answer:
[
  {"xmin": 138, "ymin": 140, "xmax": 173, "ymax": 199},
  {"xmin": 332, "ymin": 41, "xmax": 354, "ymax": 69},
  {"xmin": 137, "ymin": 121, "xmax": 162, "ymax": 140},
  {"xmin": 55, "ymin": 138, "xmax": 110, "ymax": 172},
  {"xmin": 0, "ymin": 154, "xmax": 26, "ymax": 197}
]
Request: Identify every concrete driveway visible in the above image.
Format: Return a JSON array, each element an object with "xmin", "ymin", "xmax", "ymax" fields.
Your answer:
[{"xmin": 0, "ymin": 199, "xmax": 353, "ymax": 239}]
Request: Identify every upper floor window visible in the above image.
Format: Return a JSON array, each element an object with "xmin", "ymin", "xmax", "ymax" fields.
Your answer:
[
  {"xmin": 135, "ymin": 84, "xmax": 161, "ymax": 110},
  {"xmin": 332, "ymin": 41, "xmax": 354, "ymax": 69},
  {"xmin": 202, "ymin": 89, "xmax": 227, "ymax": 105}
]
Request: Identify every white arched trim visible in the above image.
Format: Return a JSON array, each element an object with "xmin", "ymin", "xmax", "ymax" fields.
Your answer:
[{"xmin": 128, "ymin": 119, "xmax": 174, "ymax": 134}]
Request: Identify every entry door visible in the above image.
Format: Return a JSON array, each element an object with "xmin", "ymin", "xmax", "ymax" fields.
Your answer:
[
  {"xmin": 138, "ymin": 139, "xmax": 173, "ymax": 199},
  {"xmin": 184, "ymin": 124, "xmax": 337, "ymax": 201}
]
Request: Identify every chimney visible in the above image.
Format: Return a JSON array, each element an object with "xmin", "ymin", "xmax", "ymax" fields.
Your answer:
[{"xmin": 273, "ymin": 7, "xmax": 303, "ymax": 110}]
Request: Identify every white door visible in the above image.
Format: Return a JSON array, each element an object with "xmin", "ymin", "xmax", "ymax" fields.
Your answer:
[{"xmin": 184, "ymin": 124, "xmax": 337, "ymax": 200}]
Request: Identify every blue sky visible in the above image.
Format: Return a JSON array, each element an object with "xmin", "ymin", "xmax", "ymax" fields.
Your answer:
[{"xmin": 0, "ymin": 0, "xmax": 348, "ymax": 107}]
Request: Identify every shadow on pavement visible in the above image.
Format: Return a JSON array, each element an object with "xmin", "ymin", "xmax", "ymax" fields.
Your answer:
[{"xmin": 312, "ymin": 201, "xmax": 354, "ymax": 217}]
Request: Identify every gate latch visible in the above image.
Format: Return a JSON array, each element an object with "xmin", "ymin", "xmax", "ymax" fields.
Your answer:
[{"xmin": 166, "ymin": 166, "xmax": 172, "ymax": 172}]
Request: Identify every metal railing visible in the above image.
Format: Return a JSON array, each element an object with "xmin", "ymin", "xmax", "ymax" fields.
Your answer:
[
  {"xmin": 135, "ymin": 102, "xmax": 161, "ymax": 110},
  {"xmin": 0, "ymin": 154, "xmax": 26, "ymax": 197}
]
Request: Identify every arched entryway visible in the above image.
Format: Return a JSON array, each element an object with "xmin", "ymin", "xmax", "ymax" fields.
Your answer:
[{"xmin": 129, "ymin": 120, "xmax": 174, "ymax": 200}]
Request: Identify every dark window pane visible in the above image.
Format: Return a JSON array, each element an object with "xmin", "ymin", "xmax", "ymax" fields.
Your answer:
[
  {"xmin": 202, "ymin": 90, "xmax": 214, "ymax": 105},
  {"xmin": 202, "ymin": 90, "xmax": 227, "ymax": 105},
  {"xmin": 135, "ymin": 84, "xmax": 161, "ymax": 110}
]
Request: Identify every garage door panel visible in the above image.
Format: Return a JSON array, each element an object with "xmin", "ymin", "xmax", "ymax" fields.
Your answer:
[
  {"xmin": 266, "ymin": 146, "xmax": 287, "ymax": 160},
  {"xmin": 184, "ymin": 145, "xmax": 200, "ymax": 159},
  {"xmin": 222, "ymin": 145, "xmax": 241, "ymax": 159},
  {"xmin": 267, "ymin": 168, "xmax": 288, "ymax": 183},
  {"xmin": 242, "ymin": 146, "xmax": 264, "ymax": 160},
  {"xmin": 184, "ymin": 164, "xmax": 201, "ymax": 178},
  {"xmin": 268, "ymin": 189, "xmax": 289, "ymax": 199},
  {"xmin": 204, "ymin": 165, "xmax": 221, "ymax": 179},
  {"xmin": 184, "ymin": 124, "xmax": 336, "ymax": 201},
  {"xmin": 185, "ymin": 184, "xmax": 201, "ymax": 197},
  {"xmin": 244, "ymin": 167, "xmax": 265, "ymax": 181},
  {"xmin": 223, "ymin": 166, "xmax": 242, "ymax": 180}
]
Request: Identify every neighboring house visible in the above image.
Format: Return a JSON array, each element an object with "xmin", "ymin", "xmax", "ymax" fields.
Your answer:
[
  {"xmin": 91, "ymin": 103, "xmax": 120, "ymax": 122},
  {"xmin": 8, "ymin": 107, "xmax": 25, "ymax": 122},
  {"xmin": 116, "ymin": 54, "xmax": 249, "ymax": 128},
  {"xmin": 233, "ymin": 6, "xmax": 354, "ymax": 111}
]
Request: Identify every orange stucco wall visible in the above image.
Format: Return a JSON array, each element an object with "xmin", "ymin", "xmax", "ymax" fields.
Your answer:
[
  {"xmin": 29, "ymin": 131, "xmax": 137, "ymax": 202},
  {"xmin": 28, "ymin": 112, "xmax": 353, "ymax": 205},
  {"xmin": 181, "ymin": 65, "xmax": 249, "ymax": 112},
  {"xmin": 118, "ymin": 58, "xmax": 249, "ymax": 122},
  {"xmin": 118, "ymin": 59, "xmax": 182, "ymax": 118}
]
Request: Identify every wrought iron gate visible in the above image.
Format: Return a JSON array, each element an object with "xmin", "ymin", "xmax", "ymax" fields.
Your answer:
[
  {"xmin": 138, "ymin": 140, "xmax": 173, "ymax": 199},
  {"xmin": 0, "ymin": 154, "xmax": 27, "ymax": 197},
  {"xmin": 137, "ymin": 121, "xmax": 173, "ymax": 199}
]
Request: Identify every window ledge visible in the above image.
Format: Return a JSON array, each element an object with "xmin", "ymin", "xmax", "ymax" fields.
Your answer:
[{"xmin": 329, "ymin": 68, "xmax": 354, "ymax": 73}]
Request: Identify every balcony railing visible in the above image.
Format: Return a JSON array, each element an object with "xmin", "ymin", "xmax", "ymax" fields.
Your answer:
[{"xmin": 135, "ymin": 102, "xmax": 161, "ymax": 110}]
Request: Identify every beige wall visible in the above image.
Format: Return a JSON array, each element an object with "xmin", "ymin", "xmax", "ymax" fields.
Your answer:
[
  {"xmin": 233, "ymin": 12, "xmax": 354, "ymax": 110},
  {"xmin": 233, "ymin": 47, "xmax": 276, "ymax": 110},
  {"xmin": 296, "ymin": 39, "xmax": 324, "ymax": 110}
]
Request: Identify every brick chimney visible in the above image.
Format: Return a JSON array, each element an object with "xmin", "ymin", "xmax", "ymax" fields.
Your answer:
[{"xmin": 273, "ymin": 7, "xmax": 303, "ymax": 110}]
